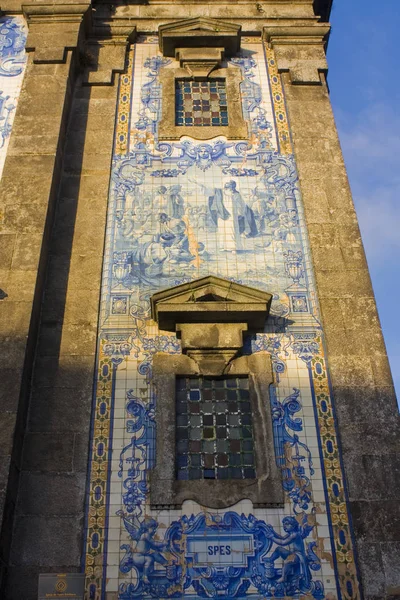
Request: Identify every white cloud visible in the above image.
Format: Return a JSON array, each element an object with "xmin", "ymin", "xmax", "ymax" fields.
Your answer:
[{"xmin": 335, "ymin": 102, "xmax": 400, "ymax": 264}]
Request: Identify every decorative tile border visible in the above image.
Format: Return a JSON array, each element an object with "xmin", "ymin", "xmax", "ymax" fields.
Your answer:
[
  {"xmin": 310, "ymin": 348, "xmax": 362, "ymax": 600},
  {"xmin": 114, "ymin": 48, "xmax": 135, "ymax": 157},
  {"xmin": 264, "ymin": 44, "xmax": 293, "ymax": 156},
  {"xmin": 84, "ymin": 349, "xmax": 116, "ymax": 599}
]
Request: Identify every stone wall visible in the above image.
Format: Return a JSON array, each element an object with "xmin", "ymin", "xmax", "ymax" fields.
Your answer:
[{"xmin": 0, "ymin": 2, "xmax": 398, "ymax": 599}]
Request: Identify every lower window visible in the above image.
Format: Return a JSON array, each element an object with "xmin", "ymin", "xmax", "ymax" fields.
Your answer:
[
  {"xmin": 176, "ymin": 376, "xmax": 256, "ymax": 480},
  {"xmin": 150, "ymin": 352, "xmax": 283, "ymax": 509}
]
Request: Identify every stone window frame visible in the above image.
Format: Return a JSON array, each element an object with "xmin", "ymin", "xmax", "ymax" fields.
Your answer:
[
  {"xmin": 159, "ymin": 64, "xmax": 248, "ymax": 141},
  {"xmin": 150, "ymin": 350, "xmax": 283, "ymax": 509},
  {"xmin": 149, "ymin": 276, "xmax": 283, "ymax": 510}
]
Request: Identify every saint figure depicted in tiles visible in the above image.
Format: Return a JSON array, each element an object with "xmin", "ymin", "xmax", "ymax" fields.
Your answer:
[{"xmin": 198, "ymin": 180, "xmax": 257, "ymax": 252}]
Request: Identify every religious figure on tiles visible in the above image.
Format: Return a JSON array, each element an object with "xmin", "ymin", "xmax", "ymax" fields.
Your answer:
[
  {"xmin": 250, "ymin": 182, "xmax": 279, "ymax": 233},
  {"xmin": 273, "ymin": 213, "xmax": 297, "ymax": 244},
  {"xmin": 151, "ymin": 184, "xmax": 186, "ymax": 221},
  {"xmin": 126, "ymin": 222, "xmax": 199, "ymax": 284},
  {"xmin": 153, "ymin": 185, "xmax": 169, "ymax": 214},
  {"xmin": 129, "ymin": 232, "xmax": 175, "ymax": 282},
  {"xmin": 195, "ymin": 179, "xmax": 257, "ymax": 253},
  {"xmin": 262, "ymin": 515, "xmax": 322, "ymax": 597},
  {"xmin": 160, "ymin": 217, "xmax": 198, "ymax": 264},
  {"xmin": 167, "ymin": 184, "xmax": 185, "ymax": 219}
]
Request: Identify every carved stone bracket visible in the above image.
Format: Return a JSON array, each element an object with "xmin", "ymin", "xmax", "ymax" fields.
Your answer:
[
  {"xmin": 263, "ymin": 20, "xmax": 330, "ymax": 85},
  {"xmin": 83, "ymin": 16, "xmax": 137, "ymax": 86},
  {"xmin": 176, "ymin": 47, "xmax": 224, "ymax": 79},
  {"xmin": 23, "ymin": 3, "xmax": 90, "ymax": 64}
]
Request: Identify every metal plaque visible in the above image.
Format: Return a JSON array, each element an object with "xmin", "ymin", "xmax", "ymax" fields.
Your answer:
[{"xmin": 38, "ymin": 573, "xmax": 85, "ymax": 599}]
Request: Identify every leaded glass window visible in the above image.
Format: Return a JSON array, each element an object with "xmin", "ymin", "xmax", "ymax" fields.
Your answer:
[
  {"xmin": 175, "ymin": 79, "xmax": 228, "ymax": 126},
  {"xmin": 176, "ymin": 376, "xmax": 255, "ymax": 480}
]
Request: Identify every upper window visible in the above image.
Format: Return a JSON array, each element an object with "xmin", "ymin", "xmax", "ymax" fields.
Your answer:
[
  {"xmin": 158, "ymin": 18, "xmax": 246, "ymax": 139},
  {"xmin": 175, "ymin": 79, "xmax": 228, "ymax": 127},
  {"xmin": 159, "ymin": 66, "xmax": 246, "ymax": 141}
]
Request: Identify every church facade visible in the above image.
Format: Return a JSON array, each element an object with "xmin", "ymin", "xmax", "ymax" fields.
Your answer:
[{"xmin": 0, "ymin": 1, "xmax": 398, "ymax": 599}]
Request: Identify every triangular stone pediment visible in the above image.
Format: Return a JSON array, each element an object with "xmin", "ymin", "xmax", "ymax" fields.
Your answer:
[
  {"xmin": 151, "ymin": 276, "xmax": 272, "ymax": 331},
  {"xmin": 159, "ymin": 17, "xmax": 240, "ymax": 35},
  {"xmin": 159, "ymin": 18, "xmax": 241, "ymax": 57}
]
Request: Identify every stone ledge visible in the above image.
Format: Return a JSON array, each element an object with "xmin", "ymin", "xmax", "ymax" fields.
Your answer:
[{"xmin": 82, "ymin": 15, "xmax": 136, "ymax": 85}]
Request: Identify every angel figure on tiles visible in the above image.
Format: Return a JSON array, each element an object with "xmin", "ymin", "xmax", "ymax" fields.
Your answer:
[{"xmin": 262, "ymin": 515, "xmax": 322, "ymax": 596}]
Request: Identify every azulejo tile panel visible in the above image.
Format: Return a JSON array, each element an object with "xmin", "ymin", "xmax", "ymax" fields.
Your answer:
[
  {"xmin": 0, "ymin": 16, "xmax": 27, "ymax": 179},
  {"xmin": 84, "ymin": 37, "xmax": 362, "ymax": 600}
]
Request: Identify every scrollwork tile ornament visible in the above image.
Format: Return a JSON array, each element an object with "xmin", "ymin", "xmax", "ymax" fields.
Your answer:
[
  {"xmin": 0, "ymin": 17, "xmax": 26, "ymax": 77},
  {"xmin": 118, "ymin": 511, "xmax": 324, "ymax": 599}
]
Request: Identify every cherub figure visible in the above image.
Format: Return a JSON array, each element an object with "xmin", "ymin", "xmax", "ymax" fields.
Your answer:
[
  {"xmin": 134, "ymin": 517, "xmax": 168, "ymax": 583},
  {"xmin": 273, "ymin": 212, "xmax": 297, "ymax": 244},
  {"xmin": 119, "ymin": 514, "xmax": 168, "ymax": 584},
  {"xmin": 264, "ymin": 516, "xmax": 315, "ymax": 590}
]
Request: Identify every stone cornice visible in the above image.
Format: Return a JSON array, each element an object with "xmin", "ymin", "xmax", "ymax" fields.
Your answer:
[
  {"xmin": 82, "ymin": 12, "xmax": 136, "ymax": 85},
  {"xmin": 264, "ymin": 23, "xmax": 330, "ymax": 44},
  {"xmin": 22, "ymin": 2, "xmax": 89, "ymax": 62},
  {"xmin": 263, "ymin": 19, "xmax": 330, "ymax": 84},
  {"xmin": 8, "ymin": 2, "xmax": 333, "ymax": 78},
  {"xmin": 88, "ymin": 2, "xmax": 319, "ymax": 34},
  {"xmin": 1, "ymin": 0, "xmax": 332, "ymax": 24},
  {"xmin": 23, "ymin": 2, "xmax": 89, "ymax": 20}
]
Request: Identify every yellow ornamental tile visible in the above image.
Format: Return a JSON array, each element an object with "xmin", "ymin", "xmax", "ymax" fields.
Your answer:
[{"xmin": 264, "ymin": 44, "xmax": 293, "ymax": 155}]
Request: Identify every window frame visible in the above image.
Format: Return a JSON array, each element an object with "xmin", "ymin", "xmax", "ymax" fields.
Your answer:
[
  {"xmin": 150, "ymin": 350, "xmax": 283, "ymax": 509},
  {"xmin": 158, "ymin": 65, "xmax": 248, "ymax": 141}
]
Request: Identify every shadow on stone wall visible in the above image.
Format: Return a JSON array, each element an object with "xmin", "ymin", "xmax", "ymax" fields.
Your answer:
[{"xmin": 1, "ymin": 77, "xmax": 94, "ymax": 600}]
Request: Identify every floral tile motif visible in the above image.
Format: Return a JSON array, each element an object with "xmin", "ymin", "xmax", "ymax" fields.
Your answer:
[{"xmin": 84, "ymin": 39, "xmax": 361, "ymax": 600}]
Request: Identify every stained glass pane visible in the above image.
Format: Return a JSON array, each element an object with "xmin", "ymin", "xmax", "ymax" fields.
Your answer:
[
  {"xmin": 175, "ymin": 376, "xmax": 256, "ymax": 480},
  {"xmin": 175, "ymin": 80, "xmax": 229, "ymax": 127}
]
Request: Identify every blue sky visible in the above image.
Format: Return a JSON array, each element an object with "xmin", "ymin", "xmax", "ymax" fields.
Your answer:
[{"xmin": 327, "ymin": 0, "xmax": 400, "ymax": 402}]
